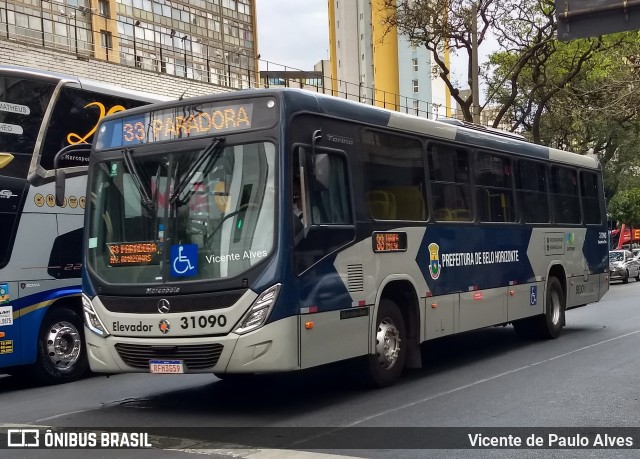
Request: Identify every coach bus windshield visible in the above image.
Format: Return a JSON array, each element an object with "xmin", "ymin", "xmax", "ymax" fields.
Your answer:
[
  {"xmin": 86, "ymin": 141, "xmax": 276, "ymax": 284},
  {"xmin": 0, "ymin": 76, "xmax": 55, "ymax": 156}
]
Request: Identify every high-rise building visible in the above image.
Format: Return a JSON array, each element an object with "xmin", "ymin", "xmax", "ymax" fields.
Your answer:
[
  {"xmin": 328, "ymin": 0, "xmax": 450, "ymax": 118},
  {"xmin": 0, "ymin": 0, "xmax": 259, "ymax": 90}
]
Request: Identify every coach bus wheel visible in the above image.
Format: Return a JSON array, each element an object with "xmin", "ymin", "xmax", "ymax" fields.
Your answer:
[
  {"xmin": 365, "ymin": 299, "xmax": 406, "ymax": 388},
  {"xmin": 30, "ymin": 307, "xmax": 89, "ymax": 384}
]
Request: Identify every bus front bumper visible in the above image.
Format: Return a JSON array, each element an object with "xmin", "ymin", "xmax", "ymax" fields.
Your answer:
[{"xmin": 85, "ymin": 315, "xmax": 300, "ymax": 374}]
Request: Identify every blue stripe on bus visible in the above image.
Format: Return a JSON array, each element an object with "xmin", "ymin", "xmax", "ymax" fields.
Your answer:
[
  {"xmin": 417, "ymin": 225, "xmax": 535, "ymax": 295},
  {"xmin": 12, "ymin": 286, "xmax": 81, "ymax": 313}
]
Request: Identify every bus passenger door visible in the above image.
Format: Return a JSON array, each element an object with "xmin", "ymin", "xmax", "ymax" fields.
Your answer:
[{"xmin": 293, "ymin": 146, "xmax": 366, "ymax": 368}]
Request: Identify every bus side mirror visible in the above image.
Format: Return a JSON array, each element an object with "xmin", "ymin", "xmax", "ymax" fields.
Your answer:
[
  {"xmin": 52, "ymin": 145, "xmax": 92, "ymax": 207},
  {"xmin": 55, "ymin": 169, "xmax": 66, "ymax": 207}
]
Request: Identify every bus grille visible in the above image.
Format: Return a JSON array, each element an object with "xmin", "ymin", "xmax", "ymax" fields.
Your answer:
[
  {"xmin": 114, "ymin": 343, "xmax": 224, "ymax": 370},
  {"xmin": 100, "ymin": 289, "xmax": 246, "ymax": 314}
]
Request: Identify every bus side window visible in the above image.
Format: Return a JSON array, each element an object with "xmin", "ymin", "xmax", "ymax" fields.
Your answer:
[
  {"xmin": 361, "ymin": 129, "xmax": 426, "ymax": 221},
  {"xmin": 550, "ymin": 166, "xmax": 580, "ymax": 224},
  {"xmin": 298, "ymin": 151, "xmax": 352, "ymax": 226},
  {"xmin": 428, "ymin": 143, "xmax": 473, "ymax": 222}
]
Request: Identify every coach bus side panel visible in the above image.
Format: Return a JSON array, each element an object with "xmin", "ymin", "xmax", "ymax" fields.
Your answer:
[{"xmin": 0, "ymin": 281, "xmax": 20, "ymax": 367}]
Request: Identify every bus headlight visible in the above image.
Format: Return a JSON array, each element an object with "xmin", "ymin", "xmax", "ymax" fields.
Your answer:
[
  {"xmin": 82, "ymin": 293, "xmax": 110, "ymax": 337},
  {"xmin": 234, "ymin": 284, "xmax": 281, "ymax": 335}
]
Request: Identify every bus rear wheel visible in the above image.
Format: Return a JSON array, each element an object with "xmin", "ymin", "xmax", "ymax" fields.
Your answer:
[
  {"xmin": 514, "ymin": 277, "xmax": 565, "ymax": 340},
  {"xmin": 30, "ymin": 307, "xmax": 89, "ymax": 384},
  {"xmin": 364, "ymin": 299, "xmax": 406, "ymax": 388}
]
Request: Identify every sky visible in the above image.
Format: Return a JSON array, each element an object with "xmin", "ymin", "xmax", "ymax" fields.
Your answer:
[{"xmin": 255, "ymin": 0, "xmax": 329, "ymax": 71}]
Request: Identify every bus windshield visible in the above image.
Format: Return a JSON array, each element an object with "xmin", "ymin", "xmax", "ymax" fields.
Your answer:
[{"xmin": 86, "ymin": 141, "xmax": 276, "ymax": 284}]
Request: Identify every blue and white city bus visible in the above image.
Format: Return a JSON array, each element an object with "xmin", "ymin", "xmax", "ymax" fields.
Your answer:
[
  {"xmin": 81, "ymin": 89, "xmax": 609, "ymax": 387},
  {"xmin": 0, "ymin": 65, "xmax": 166, "ymax": 383}
]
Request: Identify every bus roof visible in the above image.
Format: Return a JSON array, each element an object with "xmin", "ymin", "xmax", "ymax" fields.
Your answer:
[
  {"xmin": 95, "ymin": 87, "xmax": 599, "ymax": 170},
  {"xmin": 0, "ymin": 64, "xmax": 170, "ymax": 103}
]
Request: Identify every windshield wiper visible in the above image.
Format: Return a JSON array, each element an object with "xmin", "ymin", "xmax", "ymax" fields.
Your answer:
[
  {"xmin": 122, "ymin": 148, "xmax": 154, "ymax": 213},
  {"xmin": 169, "ymin": 137, "xmax": 225, "ymax": 207}
]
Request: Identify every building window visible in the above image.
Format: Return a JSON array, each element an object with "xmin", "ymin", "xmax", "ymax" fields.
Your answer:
[
  {"xmin": 98, "ymin": 0, "xmax": 110, "ymax": 17},
  {"xmin": 412, "ymin": 58, "xmax": 418, "ymax": 71},
  {"xmin": 412, "ymin": 79, "xmax": 419, "ymax": 93},
  {"xmin": 100, "ymin": 30, "xmax": 113, "ymax": 49}
]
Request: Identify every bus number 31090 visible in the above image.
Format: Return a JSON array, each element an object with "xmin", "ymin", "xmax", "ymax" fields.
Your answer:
[{"xmin": 180, "ymin": 315, "xmax": 227, "ymax": 329}]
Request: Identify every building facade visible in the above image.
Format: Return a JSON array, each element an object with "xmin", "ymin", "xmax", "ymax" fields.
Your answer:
[
  {"xmin": 0, "ymin": 0, "xmax": 259, "ymax": 93},
  {"xmin": 328, "ymin": 0, "xmax": 450, "ymax": 118}
]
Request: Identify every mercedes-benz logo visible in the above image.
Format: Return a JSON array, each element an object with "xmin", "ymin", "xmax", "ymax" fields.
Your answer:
[{"xmin": 157, "ymin": 298, "xmax": 171, "ymax": 314}]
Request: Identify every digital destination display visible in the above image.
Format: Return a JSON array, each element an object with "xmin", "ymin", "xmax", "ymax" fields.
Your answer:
[
  {"xmin": 95, "ymin": 97, "xmax": 277, "ymax": 150},
  {"xmin": 107, "ymin": 242, "xmax": 160, "ymax": 266},
  {"xmin": 372, "ymin": 232, "xmax": 408, "ymax": 253}
]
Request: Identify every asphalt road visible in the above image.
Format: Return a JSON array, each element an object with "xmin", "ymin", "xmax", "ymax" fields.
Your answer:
[{"xmin": 1, "ymin": 280, "xmax": 640, "ymax": 458}]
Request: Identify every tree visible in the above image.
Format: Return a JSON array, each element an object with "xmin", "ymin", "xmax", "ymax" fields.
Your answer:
[
  {"xmin": 607, "ymin": 188, "xmax": 640, "ymax": 228},
  {"xmin": 382, "ymin": 1, "xmax": 621, "ymax": 139},
  {"xmin": 381, "ymin": 0, "xmax": 501, "ymax": 122}
]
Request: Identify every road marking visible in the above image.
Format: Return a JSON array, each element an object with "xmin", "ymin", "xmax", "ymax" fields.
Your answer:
[
  {"xmin": 344, "ymin": 329, "xmax": 640, "ymax": 427},
  {"xmin": 35, "ymin": 408, "xmax": 97, "ymax": 423}
]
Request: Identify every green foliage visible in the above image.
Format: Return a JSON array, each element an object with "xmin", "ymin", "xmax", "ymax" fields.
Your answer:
[{"xmin": 607, "ymin": 188, "xmax": 640, "ymax": 227}]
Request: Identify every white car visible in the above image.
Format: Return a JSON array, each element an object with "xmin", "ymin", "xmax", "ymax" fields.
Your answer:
[{"xmin": 609, "ymin": 250, "xmax": 640, "ymax": 283}]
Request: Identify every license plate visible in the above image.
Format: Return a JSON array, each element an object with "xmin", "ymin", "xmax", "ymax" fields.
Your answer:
[{"xmin": 149, "ymin": 360, "xmax": 184, "ymax": 374}]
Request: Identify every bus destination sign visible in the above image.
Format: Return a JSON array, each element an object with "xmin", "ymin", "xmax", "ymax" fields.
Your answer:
[
  {"xmin": 97, "ymin": 101, "xmax": 259, "ymax": 149},
  {"xmin": 372, "ymin": 232, "xmax": 408, "ymax": 253},
  {"xmin": 107, "ymin": 242, "xmax": 160, "ymax": 267}
]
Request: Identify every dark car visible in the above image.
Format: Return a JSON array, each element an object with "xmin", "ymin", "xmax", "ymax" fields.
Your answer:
[{"xmin": 609, "ymin": 250, "xmax": 640, "ymax": 283}]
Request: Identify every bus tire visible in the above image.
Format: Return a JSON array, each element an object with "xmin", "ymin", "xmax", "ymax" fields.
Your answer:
[
  {"xmin": 365, "ymin": 299, "xmax": 406, "ymax": 388},
  {"xmin": 514, "ymin": 277, "xmax": 565, "ymax": 340},
  {"xmin": 29, "ymin": 307, "xmax": 89, "ymax": 385},
  {"xmin": 539, "ymin": 277, "xmax": 565, "ymax": 339}
]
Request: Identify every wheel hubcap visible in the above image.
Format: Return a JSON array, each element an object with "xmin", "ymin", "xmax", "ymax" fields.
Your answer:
[
  {"xmin": 45, "ymin": 321, "xmax": 81, "ymax": 372},
  {"xmin": 375, "ymin": 317, "xmax": 401, "ymax": 370}
]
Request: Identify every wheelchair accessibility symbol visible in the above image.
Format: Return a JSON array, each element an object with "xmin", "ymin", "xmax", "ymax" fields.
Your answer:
[
  {"xmin": 170, "ymin": 244, "xmax": 198, "ymax": 277},
  {"xmin": 530, "ymin": 285, "xmax": 537, "ymax": 306}
]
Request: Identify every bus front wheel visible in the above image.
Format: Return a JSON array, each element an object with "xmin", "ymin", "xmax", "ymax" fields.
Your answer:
[
  {"xmin": 365, "ymin": 299, "xmax": 406, "ymax": 388},
  {"xmin": 30, "ymin": 307, "xmax": 89, "ymax": 384}
]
